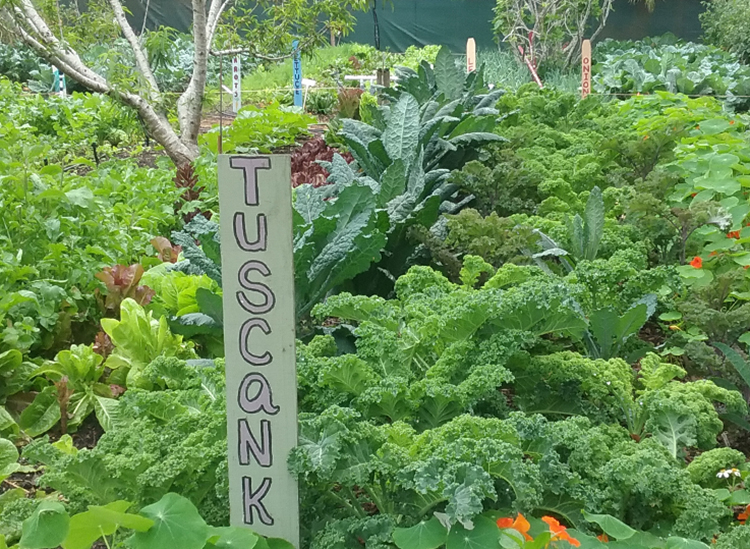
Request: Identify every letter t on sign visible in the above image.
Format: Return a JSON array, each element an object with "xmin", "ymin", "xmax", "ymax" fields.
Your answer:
[{"xmin": 219, "ymin": 154, "xmax": 299, "ymax": 547}]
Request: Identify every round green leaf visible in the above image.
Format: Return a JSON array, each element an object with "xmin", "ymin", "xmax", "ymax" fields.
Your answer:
[
  {"xmin": 712, "ymin": 488, "xmax": 731, "ymax": 501},
  {"xmin": 498, "ymin": 528, "xmax": 525, "ymax": 549},
  {"xmin": 63, "ymin": 501, "xmax": 145, "ymax": 549},
  {"xmin": 393, "ymin": 518, "xmax": 448, "ymax": 549},
  {"xmin": 208, "ymin": 527, "xmax": 259, "ymax": 549},
  {"xmin": 20, "ymin": 501, "xmax": 70, "ymax": 549},
  {"xmin": 710, "ymin": 153, "xmax": 740, "ymax": 169},
  {"xmin": 446, "ymin": 517, "xmax": 499, "ymax": 549},
  {"xmin": 728, "ymin": 489, "xmax": 750, "ymax": 505},
  {"xmin": 658, "ymin": 311, "xmax": 682, "ymax": 322},
  {"xmin": 582, "ymin": 510, "xmax": 636, "ymax": 540},
  {"xmin": 265, "ymin": 538, "xmax": 296, "ymax": 549},
  {"xmin": 698, "ymin": 119, "xmax": 731, "ymax": 135},
  {"xmin": 130, "ymin": 493, "xmax": 210, "ymax": 549},
  {"xmin": 664, "ymin": 537, "xmax": 710, "ymax": 549}
]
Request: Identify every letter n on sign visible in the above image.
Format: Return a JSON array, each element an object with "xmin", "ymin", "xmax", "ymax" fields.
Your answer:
[{"xmin": 218, "ymin": 154, "xmax": 299, "ymax": 547}]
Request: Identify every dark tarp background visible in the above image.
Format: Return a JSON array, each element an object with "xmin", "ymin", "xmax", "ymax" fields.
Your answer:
[
  {"xmin": 343, "ymin": 0, "xmax": 705, "ymax": 52},
  {"xmin": 81, "ymin": 0, "xmax": 704, "ymax": 53}
]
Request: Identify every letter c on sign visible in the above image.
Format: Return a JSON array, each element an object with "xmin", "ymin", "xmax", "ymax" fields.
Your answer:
[{"xmin": 239, "ymin": 318, "xmax": 272, "ymax": 365}]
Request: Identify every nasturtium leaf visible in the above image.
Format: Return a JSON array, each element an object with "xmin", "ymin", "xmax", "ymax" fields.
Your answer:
[
  {"xmin": 688, "ymin": 189, "xmax": 714, "ymax": 204},
  {"xmin": 20, "ymin": 501, "xmax": 70, "ymax": 549},
  {"xmin": 661, "ymin": 347, "xmax": 686, "ymax": 357},
  {"xmin": 698, "ymin": 119, "xmax": 731, "ymax": 135},
  {"xmin": 732, "ymin": 253, "xmax": 750, "ymax": 267},
  {"xmin": 498, "ymin": 528, "xmax": 525, "ymax": 549},
  {"xmin": 703, "ymin": 235, "xmax": 736, "ymax": 253},
  {"xmin": 664, "ymin": 537, "xmax": 711, "ymax": 549},
  {"xmin": 88, "ymin": 502, "xmax": 154, "ymax": 531},
  {"xmin": 658, "ymin": 311, "xmax": 682, "ymax": 322},
  {"xmin": 129, "ymin": 493, "xmax": 210, "ymax": 549},
  {"xmin": 676, "ymin": 265, "xmax": 704, "ymax": 279},
  {"xmin": 697, "ymin": 176, "xmax": 740, "ymax": 195},
  {"xmin": 265, "ymin": 538, "xmax": 296, "ymax": 549},
  {"xmin": 446, "ymin": 516, "xmax": 499, "ymax": 549},
  {"xmin": 728, "ymin": 489, "xmax": 750, "ymax": 505},
  {"xmin": 582, "ymin": 510, "xmax": 636, "ymax": 540},
  {"xmin": 710, "ymin": 153, "xmax": 740, "ymax": 169},
  {"xmin": 738, "ymin": 332, "xmax": 750, "ymax": 346},
  {"xmin": 393, "ymin": 517, "xmax": 448, "ymax": 549},
  {"xmin": 712, "ymin": 488, "xmax": 731, "ymax": 501},
  {"xmin": 567, "ymin": 529, "xmax": 613, "ymax": 548},
  {"xmin": 207, "ymin": 526, "xmax": 259, "ymax": 549},
  {"xmin": 63, "ymin": 500, "xmax": 153, "ymax": 549}
]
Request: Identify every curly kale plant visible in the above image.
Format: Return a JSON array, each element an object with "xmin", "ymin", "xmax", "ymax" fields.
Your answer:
[{"xmin": 23, "ymin": 358, "xmax": 228, "ymax": 525}]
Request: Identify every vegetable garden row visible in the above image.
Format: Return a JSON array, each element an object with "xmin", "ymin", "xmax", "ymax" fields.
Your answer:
[{"xmin": 5, "ymin": 35, "xmax": 750, "ymax": 549}]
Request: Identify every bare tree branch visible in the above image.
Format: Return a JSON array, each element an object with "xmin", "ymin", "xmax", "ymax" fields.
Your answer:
[
  {"xmin": 176, "ymin": 0, "xmax": 210, "ymax": 146},
  {"xmin": 206, "ymin": 0, "xmax": 232, "ymax": 46},
  {"xmin": 106, "ymin": 0, "xmax": 161, "ymax": 100}
]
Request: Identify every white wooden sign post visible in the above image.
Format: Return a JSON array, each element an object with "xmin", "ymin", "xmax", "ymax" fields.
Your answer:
[
  {"xmin": 466, "ymin": 38, "xmax": 476, "ymax": 73},
  {"xmin": 581, "ymin": 39, "xmax": 592, "ymax": 99},
  {"xmin": 232, "ymin": 56, "xmax": 242, "ymax": 113},
  {"xmin": 218, "ymin": 154, "xmax": 300, "ymax": 547}
]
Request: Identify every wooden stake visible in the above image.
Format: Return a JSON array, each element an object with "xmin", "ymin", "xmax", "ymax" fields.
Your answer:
[
  {"xmin": 581, "ymin": 39, "xmax": 592, "ymax": 99},
  {"xmin": 218, "ymin": 54, "xmax": 223, "ymax": 155},
  {"xmin": 466, "ymin": 38, "xmax": 476, "ymax": 73}
]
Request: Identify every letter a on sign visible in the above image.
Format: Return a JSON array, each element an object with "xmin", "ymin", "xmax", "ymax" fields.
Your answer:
[{"xmin": 218, "ymin": 154, "xmax": 299, "ymax": 547}]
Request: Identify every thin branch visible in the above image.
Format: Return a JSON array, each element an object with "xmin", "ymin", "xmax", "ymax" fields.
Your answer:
[
  {"xmin": 106, "ymin": 0, "xmax": 161, "ymax": 99},
  {"xmin": 206, "ymin": 0, "xmax": 232, "ymax": 45},
  {"xmin": 211, "ymin": 37, "xmax": 315, "ymax": 60},
  {"xmin": 140, "ymin": 0, "xmax": 151, "ymax": 36}
]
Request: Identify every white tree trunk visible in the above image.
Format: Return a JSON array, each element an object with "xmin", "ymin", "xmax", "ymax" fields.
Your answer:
[{"xmin": 3, "ymin": 0, "xmax": 230, "ymax": 166}]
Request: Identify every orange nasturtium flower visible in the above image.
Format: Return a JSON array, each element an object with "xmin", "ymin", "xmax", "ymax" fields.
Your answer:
[
  {"xmin": 728, "ymin": 230, "xmax": 741, "ymax": 239},
  {"xmin": 597, "ymin": 533, "xmax": 610, "ymax": 542},
  {"xmin": 738, "ymin": 505, "xmax": 750, "ymax": 525},
  {"xmin": 690, "ymin": 256, "xmax": 703, "ymax": 269},
  {"xmin": 542, "ymin": 516, "xmax": 581, "ymax": 547},
  {"xmin": 496, "ymin": 513, "xmax": 533, "ymax": 541}
]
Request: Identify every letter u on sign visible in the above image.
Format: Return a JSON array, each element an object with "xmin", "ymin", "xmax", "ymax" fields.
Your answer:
[{"xmin": 218, "ymin": 154, "xmax": 299, "ymax": 546}]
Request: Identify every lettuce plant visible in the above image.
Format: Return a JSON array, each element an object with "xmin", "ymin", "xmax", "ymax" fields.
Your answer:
[{"xmin": 100, "ymin": 299, "xmax": 195, "ymax": 389}]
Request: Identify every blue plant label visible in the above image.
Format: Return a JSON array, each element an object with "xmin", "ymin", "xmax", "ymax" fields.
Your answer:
[{"xmin": 292, "ymin": 40, "xmax": 303, "ymax": 107}]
